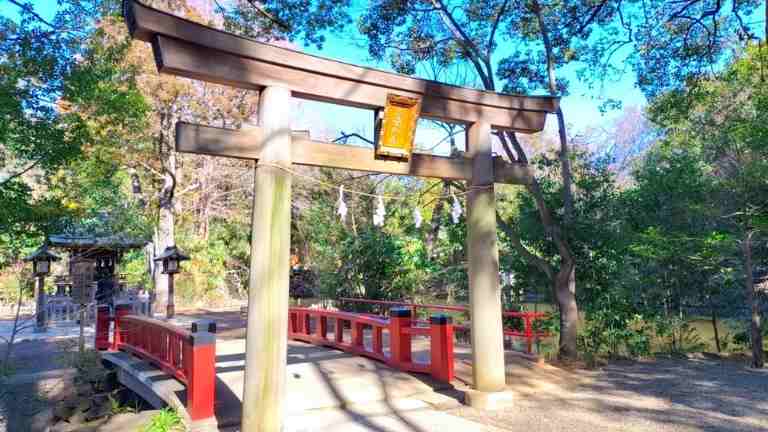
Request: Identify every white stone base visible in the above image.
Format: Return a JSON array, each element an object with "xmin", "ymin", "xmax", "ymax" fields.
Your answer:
[{"xmin": 462, "ymin": 388, "xmax": 515, "ymax": 410}]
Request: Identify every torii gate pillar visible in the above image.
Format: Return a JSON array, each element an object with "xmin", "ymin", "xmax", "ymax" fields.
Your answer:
[
  {"xmin": 242, "ymin": 86, "xmax": 293, "ymax": 431},
  {"xmin": 122, "ymin": 0, "xmax": 559, "ymax": 422},
  {"xmin": 465, "ymin": 121, "xmax": 510, "ymax": 408}
]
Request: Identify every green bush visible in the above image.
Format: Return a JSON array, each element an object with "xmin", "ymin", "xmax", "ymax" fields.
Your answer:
[
  {"xmin": 170, "ymin": 219, "xmax": 252, "ymax": 306},
  {"xmin": 316, "ymin": 226, "xmax": 431, "ymax": 304},
  {"xmin": 732, "ymin": 321, "xmax": 768, "ymax": 349},
  {"xmin": 578, "ymin": 293, "xmax": 652, "ymax": 360},
  {"xmin": 142, "ymin": 408, "xmax": 183, "ymax": 432},
  {"xmin": 56, "ymin": 342, "xmax": 109, "ymax": 391},
  {"xmin": 654, "ymin": 317, "xmax": 707, "ymax": 354}
]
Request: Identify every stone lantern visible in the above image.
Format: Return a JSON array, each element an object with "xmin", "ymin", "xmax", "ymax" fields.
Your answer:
[
  {"xmin": 154, "ymin": 246, "xmax": 190, "ymax": 318},
  {"xmin": 24, "ymin": 244, "xmax": 60, "ymax": 331}
]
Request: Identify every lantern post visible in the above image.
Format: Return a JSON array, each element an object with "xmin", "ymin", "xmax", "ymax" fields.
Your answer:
[
  {"xmin": 154, "ymin": 246, "xmax": 190, "ymax": 319},
  {"xmin": 24, "ymin": 244, "xmax": 60, "ymax": 332}
]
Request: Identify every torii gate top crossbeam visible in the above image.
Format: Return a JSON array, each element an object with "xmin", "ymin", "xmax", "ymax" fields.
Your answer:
[{"xmin": 123, "ymin": 0, "xmax": 559, "ymax": 132}]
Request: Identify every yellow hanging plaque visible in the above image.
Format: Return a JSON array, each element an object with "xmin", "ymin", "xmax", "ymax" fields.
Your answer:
[{"xmin": 375, "ymin": 93, "xmax": 421, "ymax": 161}]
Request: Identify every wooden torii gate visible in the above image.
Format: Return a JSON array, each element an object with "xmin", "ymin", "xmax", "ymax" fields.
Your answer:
[{"xmin": 124, "ymin": 1, "xmax": 559, "ymax": 430}]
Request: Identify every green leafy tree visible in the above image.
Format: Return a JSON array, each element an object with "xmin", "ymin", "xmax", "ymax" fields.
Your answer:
[
  {"xmin": 625, "ymin": 0, "xmax": 765, "ymax": 98},
  {"xmin": 0, "ymin": 0, "xmax": 127, "ymax": 263},
  {"xmin": 221, "ymin": 0, "xmax": 634, "ymax": 359},
  {"xmin": 648, "ymin": 45, "xmax": 768, "ymax": 367}
]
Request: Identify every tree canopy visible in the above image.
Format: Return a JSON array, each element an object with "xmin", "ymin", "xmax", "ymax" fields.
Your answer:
[{"xmin": 1, "ymin": 0, "xmax": 766, "ymax": 364}]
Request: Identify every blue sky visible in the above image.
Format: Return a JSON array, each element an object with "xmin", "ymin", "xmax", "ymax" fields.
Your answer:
[
  {"xmin": 298, "ymin": 28, "xmax": 647, "ymax": 133},
  {"xmin": 1, "ymin": 1, "xmax": 642, "ymax": 127}
]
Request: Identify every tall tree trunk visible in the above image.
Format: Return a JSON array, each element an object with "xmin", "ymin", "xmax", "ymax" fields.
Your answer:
[
  {"xmin": 532, "ymin": 0, "xmax": 579, "ymax": 358},
  {"xmin": 425, "ymin": 133, "xmax": 456, "ymax": 259},
  {"xmin": 743, "ymin": 230, "xmax": 764, "ymax": 368},
  {"xmin": 154, "ymin": 150, "xmax": 176, "ymax": 315},
  {"xmin": 532, "ymin": 0, "xmax": 574, "ymax": 221},
  {"xmin": 555, "ymin": 108, "xmax": 574, "ymax": 218},
  {"xmin": 497, "ymin": 210, "xmax": 578, "ymax": 359},
  {"xmin": 430, "ymin": 0, "xmax": 579, "ymax": 360},
  {"xmin": 710, "ymin": 302, "xmax": 721, "ymax": 353},
  {"xmin": 525, "ymin": 176, "xmax": 579, "ymax": 359},
  {"xmin": 555, "ymin": 263, "xmax": 578, "ymax": 358},
  {"xmin": 425, "ymin": 181, "xmax": 449, "ymax": 259}
]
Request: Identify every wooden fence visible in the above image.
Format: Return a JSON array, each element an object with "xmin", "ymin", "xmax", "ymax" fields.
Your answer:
[{"xmin": 338, "ymin": 298, "xmax": 550, "ymax": 355}]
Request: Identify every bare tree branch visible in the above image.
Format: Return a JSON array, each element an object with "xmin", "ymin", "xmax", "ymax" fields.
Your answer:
[
  {"xmin": 577, "ymin": 0, "xmax": 609, "ymax": 34},
  {"xmin": 245, "ymin": 0, "xmax": 291, "ymax": 31},
  {"xmin": 0, "ymin": 158, "xmax": 44, "ymax": 189},
  {"xmin": 488, "ymin": 0, "xmax": 510, "ymax": 53},
  {"xmin": 497, "ymin": 213, "xmax": 555, "ymax": 280},
  {"xmin": 334, "ymin": 132, "xmax": 374, "ymax": 146},
  {"xmin": 7, "ymin": 0, "xmax": 58, "ymax": 29},
  {"xmin": 428, "ymin": 0, "xmax": 494, "ymax": 89}
]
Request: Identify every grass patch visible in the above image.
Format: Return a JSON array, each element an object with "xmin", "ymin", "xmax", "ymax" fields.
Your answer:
[
  {"xmin": 108, "ymin": 391, "xmax": 139, "ymax": 416},
  {"xmin": 142, "ymin": 407, "xmax": 184, "ymax": 432},
  {"xmin": 0, "ymin": 359, "xmax": 16, "ymax": 378}
]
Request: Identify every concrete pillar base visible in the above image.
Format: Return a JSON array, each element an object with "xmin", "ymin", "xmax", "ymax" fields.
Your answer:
[
  {"xmin": 188, "ymin": 417, "xmax": 218, "ymax": 432},
  {"xmin": 463, "ymin": 389, "xmax": 515, "ymax": 410}
]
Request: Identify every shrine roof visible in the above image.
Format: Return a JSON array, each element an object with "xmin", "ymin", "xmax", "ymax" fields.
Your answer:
[
  {"xmin": 23, "ymin": 244, "xmax": 61, "ymax": 262},
  {"xmin": 48, "ymin": 234, "xmax": 147, "ymax": 251},
  {"xmin": 48, "ymin": 212, "xmax": 148, "ymax": 251}
]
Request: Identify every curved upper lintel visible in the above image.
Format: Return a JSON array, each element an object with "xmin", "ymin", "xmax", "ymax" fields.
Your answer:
[{"xmin": 123, "ymin": 0, "xmax": 559, "ymax": 133}]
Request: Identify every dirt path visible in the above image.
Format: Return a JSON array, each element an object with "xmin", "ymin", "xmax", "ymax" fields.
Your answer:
[
  {"xmin": 0, "ymin": 368, "xmax": 75, "ymax": 431},
  {"xmin": 452, "ymin": 356, "xmax": 768, "ymax": 432},
  {"xmin": 4, "ymin": 309, "xmax": 765, "ymax": 431},
  {"xmin": 176, "ymin": 309, "xmax": 768, "ymax": 431}
]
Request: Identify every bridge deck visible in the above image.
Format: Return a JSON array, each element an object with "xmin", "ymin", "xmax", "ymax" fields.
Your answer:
[
  {"xmin": 104, "ymin": 336, "xmax": 458, "ymax": 431},
  {"xmin": 101, "ymin": 309, "xmax": 542, "ymax": 431}
]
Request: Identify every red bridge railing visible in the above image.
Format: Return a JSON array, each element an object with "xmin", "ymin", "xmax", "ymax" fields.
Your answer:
[
  {"xmin": 96, "ymin": 304, "xmax": 216, "ymax": 422},
  {"xmin": 338, "ymin": 298, "xmax": 550, "ymax": 355},
  {"xmin": 289, "ymin": 306, "xmax": 454, "ymax": 382}
]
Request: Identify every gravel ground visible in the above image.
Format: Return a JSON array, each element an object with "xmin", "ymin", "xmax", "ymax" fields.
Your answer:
[
  {"xmin": 451, "ymin": 356, "xmax": 768, "ymax": 432},
  {"xmin": 4, "ymin": 310, "xmax": 766, "ymax": 432}
]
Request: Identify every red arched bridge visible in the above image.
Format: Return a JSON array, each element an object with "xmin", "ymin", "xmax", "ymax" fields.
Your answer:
[{"xmin": 97, "ymin": 301, "xmax": 548, "ymax": 429}]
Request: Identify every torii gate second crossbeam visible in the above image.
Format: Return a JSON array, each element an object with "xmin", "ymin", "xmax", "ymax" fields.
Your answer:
[{"xmin": 123, "ymin": 1, "xmax": 559, "ymax": 430}]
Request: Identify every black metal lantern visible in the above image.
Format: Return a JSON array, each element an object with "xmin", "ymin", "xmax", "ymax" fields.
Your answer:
[
  {"xmin": 154, "ymin": 245, "xmax": 190, "ymax": 274},
  {"xmin": 24, "ymin": 244, "xmax": 60, "ymax": 276}
]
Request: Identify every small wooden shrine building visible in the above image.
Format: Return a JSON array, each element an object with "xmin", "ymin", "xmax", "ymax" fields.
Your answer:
[{"xmin": 48, "ymin": 215, "xmax": 147, "ymax": 300}]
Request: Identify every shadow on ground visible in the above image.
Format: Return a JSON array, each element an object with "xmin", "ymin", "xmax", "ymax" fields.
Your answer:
[{"xmin": 454, "ymin": 353, "xmax": 768, "ymax": 432}]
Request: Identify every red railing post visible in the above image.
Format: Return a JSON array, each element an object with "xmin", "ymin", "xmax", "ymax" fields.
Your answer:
[
  {"xmin": 294, "ymin": 310, "xmax": 302, "ymax": 335},
  {"xmin": 372, "ymin": 327, "xmax": 383, "ymax": 354},
  {"xmin": 288, "ymin": 309, "xmax": 297, "ymax": 335},
  {"xmin": 389, "ymin": 307, "xmax": 412, "ymax": 367},
  {"xmin": 334, "ymin": 319, "xmax": 344, "ymax": 344},
  {"xmin": 302, "ymin": 311, "xmax": 311, "ymax": 335},
  {"xmin": 316, "ymin": 314, "xmax": 327, "ymax": 340},
  {"xmin": 187, "ymin": 325, "xmax": 216, "ymax": 421},
  {"xmin": 524, "ymin": 315, "xmax": 533, "ymax": 354},
  {"xmin": 351, "ymin": 321, "xmax": 364, "ymax": 349},
  {"xmin": 112, "ymin": 304, "xmax": 133, "ymax": 350},
  {"xmin": 95, "ymin": 305, "xmax": 111, "ymax": 351},
  {"xmin": 429, "ymin": 314, "xmax": 454, "ymax": 382}
]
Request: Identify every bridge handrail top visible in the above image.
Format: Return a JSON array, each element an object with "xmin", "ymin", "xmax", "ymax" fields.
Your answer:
[
  {"xmin": 291, "ymin": 307, "xmax": 389, "ymax": 327},
  {"xmin": 120, "ymin": 314, "xmax": 193, "ymax": 338},
  {"xmin": 338, "ymin": 298, "xmax": 466, "ymax": 313},
  {"xmin": 338, "ymin": 298, "xmax": 548, "ymax": 318}
]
